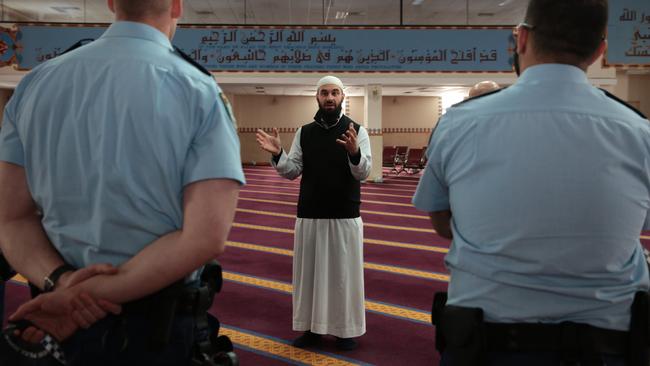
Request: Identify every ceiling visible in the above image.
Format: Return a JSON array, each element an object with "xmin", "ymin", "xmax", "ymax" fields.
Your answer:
[{"xmin": 0, "ymin": 0, "xmax": 528, "ymax": 25}]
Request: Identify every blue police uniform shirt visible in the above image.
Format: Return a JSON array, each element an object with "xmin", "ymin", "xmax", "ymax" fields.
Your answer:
[
  {"xmin": 413, "ymin": 64, "xmax": 650, "ymax": 331},
  {"xmin": 0, "ymin": 21, "xmax": 245, "ymax": 272}
]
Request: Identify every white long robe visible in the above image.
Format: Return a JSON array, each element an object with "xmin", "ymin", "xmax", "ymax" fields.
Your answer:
[{"xmin": 272, "ymin": 119, "xmax": 372, "ymax": 338}]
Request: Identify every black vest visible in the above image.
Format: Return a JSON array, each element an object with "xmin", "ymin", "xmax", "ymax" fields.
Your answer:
[{"xmin": 298, "ymin": 115, "xmax": 361, "ymax": 219}]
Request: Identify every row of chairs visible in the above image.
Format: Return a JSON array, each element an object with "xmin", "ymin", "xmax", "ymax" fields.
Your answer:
[{"xmin": 382, "ymin": 145, "xmax": 427, "ymax": 175}]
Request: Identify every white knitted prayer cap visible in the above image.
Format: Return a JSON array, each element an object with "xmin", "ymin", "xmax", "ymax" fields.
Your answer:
[{"xmin": 316, "ymin": 75, "xmax": 344, "ymax": 92}]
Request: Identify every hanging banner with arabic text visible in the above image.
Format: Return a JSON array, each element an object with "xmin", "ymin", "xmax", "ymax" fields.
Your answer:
[
  {"xmin": 607, "ymin": 0, "xmax": 650, "ymax": 66},
  {"xmin": 0, "ymin": 24, "xmax": 515, "ymax": 72}
]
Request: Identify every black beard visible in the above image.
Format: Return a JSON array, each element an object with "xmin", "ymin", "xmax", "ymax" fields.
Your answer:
[{"xmin": 316, "ymin": 105, "xmax": 342, "ymax": 125}]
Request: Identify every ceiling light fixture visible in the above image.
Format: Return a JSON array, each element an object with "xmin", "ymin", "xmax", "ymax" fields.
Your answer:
[
  {"xmin": 412, "ymin": 0, "xmax": 425, "ymax": 5},
  {"xmin": 51, "ymin": 6, "xmax": 81, "ymax": 13},
  {"xmin": 335, "ymin": 11, "xmax": 349, "ymax": 19}
]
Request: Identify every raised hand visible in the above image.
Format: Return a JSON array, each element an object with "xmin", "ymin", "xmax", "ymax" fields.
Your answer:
[
  {"xmin": 336, "ymin": 123, "xmax": 359, "ymax": 155},
  {"xmin": 256, "ymin": 128, "xmax": 282, "ymax": 155}
]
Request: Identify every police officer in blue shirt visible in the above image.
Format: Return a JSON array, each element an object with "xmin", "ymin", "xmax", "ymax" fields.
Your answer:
[
  {"xmin": 413, "ymin": 0, "xmax": 650, "ymax": 365},
  {"xmin": 0, "ymin": 0, "xmax": 245, "ymax": 364}
]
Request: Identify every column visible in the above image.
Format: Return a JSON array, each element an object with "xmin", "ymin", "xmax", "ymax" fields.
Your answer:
[{"xmin": 364, "ymin": 84, "xmax": 383, "ymax": 183}]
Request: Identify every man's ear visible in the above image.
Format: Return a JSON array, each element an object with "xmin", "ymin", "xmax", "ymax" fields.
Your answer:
[
  {"xmin": 171, "ymin": 0, "xmax": 183, "ymax": 19},
  {"xmin": 107, "ymin": 0, "xmax": 115, "ymax": 14},
  {"xmin": 517, "ymin": 27, "xmax": 530, "ymax": 55},
  {"xmin": 586, "ymin": 39, "xmax": 607, "ymax": 67}
]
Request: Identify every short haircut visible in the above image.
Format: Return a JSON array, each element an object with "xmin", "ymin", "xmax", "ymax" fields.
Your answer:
[
  {"xmin": 114, "ymin": 0, "xmax": 173, "ymax": 19},
  {"xmin": 524, "ymin": 0, "xmax": 607, "ymax": 64},
  {"xmin": 468, "ymin": 81, "xmax": 500, "ymax": 98}
]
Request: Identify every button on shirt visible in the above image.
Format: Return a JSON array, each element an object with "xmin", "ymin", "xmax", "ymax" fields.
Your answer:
[
  {"xmin": 413, "ymin": 64, "xmax": 650, "ymax": 331},
  {"xmin": 0, "ymin": 21, "xmax": 245, "ymax": 271}
]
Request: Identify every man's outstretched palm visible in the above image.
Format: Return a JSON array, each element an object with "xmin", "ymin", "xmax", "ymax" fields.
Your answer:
[{"xmin": 256, "ymin": 128, "xmax": 282, "ymax": 155}]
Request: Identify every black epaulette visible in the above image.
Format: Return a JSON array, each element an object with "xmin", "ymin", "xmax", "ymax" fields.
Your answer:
[
  {"xmin": 173, "ymin": 46, "xmax": 212, "ymax": 77},
  {"xmin": 450, "ymin": 87, "xmax": 505, "ymax": 109},
  {"xmin": 599, "ymin": 88, "xmax": 647, "ymax": 119},
  {"xmin": 61, "ymin": 38, "xmax": 94, "ymax": 55}
]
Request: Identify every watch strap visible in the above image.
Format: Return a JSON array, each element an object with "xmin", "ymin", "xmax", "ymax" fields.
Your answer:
[{"xmin": 44, "ymin": 264, "xmax": 75, "ymax": 292}]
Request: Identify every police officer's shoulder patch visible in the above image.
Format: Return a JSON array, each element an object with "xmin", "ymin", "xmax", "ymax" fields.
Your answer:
[
  {"xmin": 599, "ymin": 88, "xmax": 647, "ymax": 119},
  {"xmin": 219, "ymin": 93, "xmax": 237, "ymax": 128},
  {"xmin": 173, "ymin": 45, "xmax": 212, "ymax": 77}
]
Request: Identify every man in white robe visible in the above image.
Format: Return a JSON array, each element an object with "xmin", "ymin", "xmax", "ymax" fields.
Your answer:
[{"xmin": 256, "ymin": 76, "xmax": 371, "ymax": 350}]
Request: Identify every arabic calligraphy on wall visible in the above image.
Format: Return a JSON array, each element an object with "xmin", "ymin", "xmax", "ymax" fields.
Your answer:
[
  {"xmin": 174, "ymin": 27, "xmax": 511, "ymax": 72},
  {"xmin": 5, "ymin": 24, "xmax": 514, "ymax": 72},
  {"xmin": 606, "ymin": 0, "xmax": 650, "ymax": 66}
]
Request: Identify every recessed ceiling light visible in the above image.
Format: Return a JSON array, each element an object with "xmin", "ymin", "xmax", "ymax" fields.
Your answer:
[{"xmin": 412, "ymin": 0, "xmax": 425, "ymax": 5}]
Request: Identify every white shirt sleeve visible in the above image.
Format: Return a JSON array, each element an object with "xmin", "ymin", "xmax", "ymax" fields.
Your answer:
[
  {"xmin": 349, "ymin": 126, "xmax": 372, "ymax": 181},
  {"xmin": 271, "ymin": 127, "xmax": 303, "ymax": 180}
]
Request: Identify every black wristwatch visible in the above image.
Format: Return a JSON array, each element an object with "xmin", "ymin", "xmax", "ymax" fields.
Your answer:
[{"xmin": 43, "ymin": 264, "xmax": 74, "ymax": 292}]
